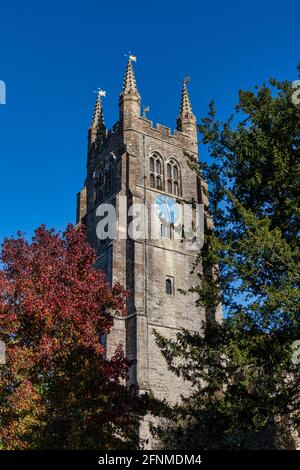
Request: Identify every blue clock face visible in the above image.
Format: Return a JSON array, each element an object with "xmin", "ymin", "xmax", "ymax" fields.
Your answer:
[{"xmin": 155, "ymin": 195, "xmax": 180, "ymax": 225}]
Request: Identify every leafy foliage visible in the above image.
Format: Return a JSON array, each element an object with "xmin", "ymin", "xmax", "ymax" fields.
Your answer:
[{"xmin": 0, "ymin": 225, "xmax": 145, "ymax": 449}]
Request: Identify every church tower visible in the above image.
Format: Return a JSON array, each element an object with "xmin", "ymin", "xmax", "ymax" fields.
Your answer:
[{"xmin": 77, "ymin": 58, "xmax": 215, "ymax": 441}]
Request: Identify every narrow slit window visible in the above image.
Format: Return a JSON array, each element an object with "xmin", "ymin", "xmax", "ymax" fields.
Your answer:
[{"xmin": 166, "ymin": 278, "xmax": 173, "ymax": 295}]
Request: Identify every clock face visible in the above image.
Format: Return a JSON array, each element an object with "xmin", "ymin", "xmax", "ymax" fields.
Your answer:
[{"xmin": 155, "ymin": 195, "xmax": 180, "ymax": 225}]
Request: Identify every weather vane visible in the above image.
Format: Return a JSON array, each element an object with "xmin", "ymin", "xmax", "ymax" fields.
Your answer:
[
  {"xmin": 183, "ymin": 76, "xmax": 191, "ymax": 85},
  {"xmin": 142, "ymin": 105, "xmax": 150, "ymax": 118},
  {"xmin": 125, "ymin": 51, "xmax": 137, "ymax": 62},
  {"xmin": 93, "ymin": 87, "xmax": 106, "ymax": 97}
]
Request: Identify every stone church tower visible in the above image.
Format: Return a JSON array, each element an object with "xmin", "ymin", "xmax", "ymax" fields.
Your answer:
[{"xmin": 77, "ymin": 58, "xmax": 216, "ymax": 440}]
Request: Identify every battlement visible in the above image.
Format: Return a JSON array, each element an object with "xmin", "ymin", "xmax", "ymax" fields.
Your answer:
[{"xmin": 136, "ymin": 117, "xmax": 197, "ymax": 150}]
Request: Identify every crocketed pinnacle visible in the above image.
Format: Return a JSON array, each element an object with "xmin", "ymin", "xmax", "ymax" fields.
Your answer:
[
  {"xmin": 179, "ymin": 81, "xmax": 194, "ymax": 117},
  {"xmin": 91, "ymin": 92, "xmax": 105, "ymax": 129},
  {"xmin": 122, "ymin": 58, "xmax": 139, "ymax": 95}
]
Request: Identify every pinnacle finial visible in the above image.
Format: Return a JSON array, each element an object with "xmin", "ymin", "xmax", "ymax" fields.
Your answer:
[
  {"xmin": 89, "ymin": 88, "xmax": 107, "ymax": 147},
  {"xmin": 122, "ymin": 54, "xmax": 139, "ymax": 95},
  {"xmin": 91, "ymin": 88, "xmax": 106, "ymax": 128},
  {"xmin": 177, "ymin": 77, "xmax": 197, "ymax": 142},
  {"xmin": 180, "ymin": 77, "xmax": 194, "ymax": 117}
]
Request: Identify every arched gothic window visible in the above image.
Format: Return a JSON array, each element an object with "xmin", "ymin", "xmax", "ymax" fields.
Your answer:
[
  {"xmin": 167, "ymin": 159, "xmax": 181, "ymax": 196},
  {"xmin": 94, "ymin": 156, "xmax": 119, "ymax": 204},
  {"xmin": 150, "ymin": 153, "xmax": 164, "ymax": 190}
]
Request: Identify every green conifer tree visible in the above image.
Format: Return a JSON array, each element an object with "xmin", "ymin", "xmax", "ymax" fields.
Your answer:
[{"xmin": 154, "ymin": 67, "xmax": 300, "ymax": 450}]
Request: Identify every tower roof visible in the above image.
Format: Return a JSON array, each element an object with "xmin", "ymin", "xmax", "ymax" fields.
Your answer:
[
  {"xmin": 179, "ymin": 79, "xmax": 194, "ymax": 118},
  {"xmin": 122, "ymin": 56, "xmax": 139, "ymax": 95}
]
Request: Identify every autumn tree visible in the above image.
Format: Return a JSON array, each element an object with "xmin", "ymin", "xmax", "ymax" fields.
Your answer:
[
  {"xmin": 155, "ymin": 71, "xmax": 300, "ymax": 449},
  {"xmin": 0, "ymin": 225, "xmax": 145, "ymax": 449}
]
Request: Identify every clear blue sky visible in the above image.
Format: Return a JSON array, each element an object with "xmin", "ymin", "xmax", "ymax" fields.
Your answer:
[{"xmin": 0, "ymin": 0, "xmax": 299, "ymax": 240}]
